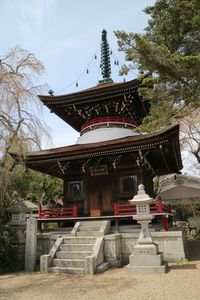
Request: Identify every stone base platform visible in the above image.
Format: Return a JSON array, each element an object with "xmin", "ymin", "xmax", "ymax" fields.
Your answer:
[
  {"xmin": 129, "ymin": 253, "xmax": 163, "ymax": 266},
  {"xmin": 126, "ymin": 263, "xmax": 167, "ymax": 274}
]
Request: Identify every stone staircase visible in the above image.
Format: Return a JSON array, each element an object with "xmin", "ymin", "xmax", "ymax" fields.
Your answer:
[
  {"xmin": 40, "ymin": 220, "xmax": 110, "ymax": 275},
  {"xmin": 49, "ymin": 236, "xmax": 96, "ymax": 274}
]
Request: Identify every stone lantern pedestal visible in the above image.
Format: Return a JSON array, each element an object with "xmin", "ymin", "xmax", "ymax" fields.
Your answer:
[{"xmin": 126, "ymin": 184, "xmax": 166, "ymax": 274}]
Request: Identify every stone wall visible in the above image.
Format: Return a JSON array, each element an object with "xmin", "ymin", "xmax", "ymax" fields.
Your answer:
[
  {"xmin": 104, "ymin": 231, "xmax": 186, "ymax": 265},
  {"xmin": 13, "ymin": 221, "xmax": 186, "ymax": 271},
  {"xmin": 104, "ymin": 234, "xmax": 122, "ymax": 266},
  {"xmin": 37, "ymin": 233, "xmax": 52, "ymax": 259},
  {"xmin": 37, "ymin": 230, "xmax": 186, "ymax": 266}
]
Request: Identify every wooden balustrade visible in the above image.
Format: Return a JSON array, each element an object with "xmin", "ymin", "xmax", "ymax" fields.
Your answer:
[
  {"xmin": 114, "ymin": 200, "xmax": 171, "ymax": 216},
  {"xmin": 114, "ymin": 199, "xmax": 171, "ymax": 231},
  {"xmin": 38, "ymin": 206, "xmax": 78, "ymax": 219}
]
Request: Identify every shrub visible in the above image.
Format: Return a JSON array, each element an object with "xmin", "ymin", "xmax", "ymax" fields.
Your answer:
[{"xmin": 0, "ymin": 224, "xmax": 17, "ymax": 272}]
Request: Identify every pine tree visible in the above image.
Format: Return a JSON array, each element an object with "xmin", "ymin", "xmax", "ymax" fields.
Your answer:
[{"xmin": 115, "ymin": 0, "xmax": 200, "ymax": 132}]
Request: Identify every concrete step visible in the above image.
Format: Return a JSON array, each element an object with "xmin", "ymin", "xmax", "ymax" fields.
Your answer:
[
  {"xmin": 51, "ymin": 227, "xmax": 73, "ymax": 233},
  {"xmin": 56, "ymin": 251, "xmax": 92, "ymax": 259},
  {"xmin": 48, "ymin": 266, "xmax": 85, "ymax": 275},
  {"xmin": 63, "ymin": 237, "xmax": 96, "ymax": 244},
  {"xmin": 76, "ymin": 231, "xmax": 102, "ymax": 237},
  {"xmin": 52, "ymin": 258, "xmax": 84, "ymax": 268},
  {"xmin": 60, "ymin": 243, "xmax": 94, "ymax": 252},
  {"xmin": 79, "ymin": 221, "xmax": 103, "ymax": 226},
  {"xmin": 78, "ymin": 226, "xmax": 101, "ymax": 231}
]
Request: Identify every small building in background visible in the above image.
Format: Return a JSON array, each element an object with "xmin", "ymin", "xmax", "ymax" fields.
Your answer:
[
  {"xmin": 160, "ymin": 174, "xmax": 200, "ymax": 206},
  {"xmin": 160, "ymin": 174, "xmax": 200, "ymax": 228}
]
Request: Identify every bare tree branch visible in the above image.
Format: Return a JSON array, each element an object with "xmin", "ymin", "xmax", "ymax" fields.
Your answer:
[{"xmin": 0, "ymin": 45, "xmax": 50, "ymax": 209}]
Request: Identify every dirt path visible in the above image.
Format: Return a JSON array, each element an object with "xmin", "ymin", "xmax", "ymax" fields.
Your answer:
[{"xmin": 0, "ymin": 261, "xmax": 200, "ymax": 300}]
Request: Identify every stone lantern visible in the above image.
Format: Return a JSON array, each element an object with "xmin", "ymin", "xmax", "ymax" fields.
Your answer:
[{"xmin": 126, "ymin": 184, "xmax": 166, "ymax": 274}]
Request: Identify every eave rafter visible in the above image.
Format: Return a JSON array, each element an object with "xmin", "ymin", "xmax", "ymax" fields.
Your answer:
[
  {"xmin": 48, "ymin": 89, "xmax": 142, "ymax": 125},
  {"xmin": 136, "ymin": 150, "xmax": 156, "ymax": 175},
  {"xmin": 66, "ymin": 97, "xmax": 137, "ymax": 121},
  {"xmin": 159, "ymin": 144, "xmax": 171, "ymax": 173},
  {"xmin": 172, "ymin": 142, "xmax": 182, "ymax": 171}
]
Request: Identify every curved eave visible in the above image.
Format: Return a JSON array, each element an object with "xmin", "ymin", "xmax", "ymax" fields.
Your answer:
[
  {"xmin": 10, "ymin": 125, "xmax": 182, "ymax": 178},
  {"xmin": 38, "ymin": 79, "xmax": 140, "ymax": 105}
]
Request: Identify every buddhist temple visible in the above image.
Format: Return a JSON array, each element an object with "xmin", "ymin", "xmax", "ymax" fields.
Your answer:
[{"xmin": 12, "ymin": 30, "xmax": 182, "ymax": 217}]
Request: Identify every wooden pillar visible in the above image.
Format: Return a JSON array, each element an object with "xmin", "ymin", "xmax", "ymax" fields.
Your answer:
[
  {"xmin": 63, "ymin": 178, "xmax": 68, "ymax": 206},
  {"xmin": 83, "ymin": 176, "xmax": 89, "ymax": 215}
]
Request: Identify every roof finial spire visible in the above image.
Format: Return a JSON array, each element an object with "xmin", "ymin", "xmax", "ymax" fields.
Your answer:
[{"xmin": 99, "ymin": 29, "xmax": 113, "ymax": 85}]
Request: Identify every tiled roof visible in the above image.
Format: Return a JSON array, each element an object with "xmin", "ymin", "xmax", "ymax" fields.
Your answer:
[
  {"xmin": 24, "ymin": 125, "xmax": 179, "ymax": 159},
  {"xmin": 38, "ymin": 79, "xmax": 139, "ymax": 104}
]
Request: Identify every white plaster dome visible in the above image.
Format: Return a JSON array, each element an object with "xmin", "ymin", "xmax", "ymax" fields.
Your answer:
[{"xmin": 76, "ymin": 117, "xmax": 139, "ymax": 144}]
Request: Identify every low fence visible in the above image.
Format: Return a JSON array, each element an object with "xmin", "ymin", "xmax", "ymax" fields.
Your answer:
[
  {"xmin": 114, "ymin": 200, "xmax": 171, "ymax": 231},
  {"xmin": 114, "ymin": 200, "xmax": 171, "ymax": 215},
  {"xmin": 38, "ymin": 206, "xmax": 78, "ymax": 219}
]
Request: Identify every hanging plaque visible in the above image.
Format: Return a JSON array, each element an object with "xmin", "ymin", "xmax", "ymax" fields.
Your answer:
[{"xmin": 90, "ymin": 165, "xmax": 108, "ymax": 176}]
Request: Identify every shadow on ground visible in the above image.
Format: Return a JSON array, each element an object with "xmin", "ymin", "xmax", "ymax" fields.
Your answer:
[{"xmin": 168, "ymin": 263, "xmax": 197, "ymax": 271}]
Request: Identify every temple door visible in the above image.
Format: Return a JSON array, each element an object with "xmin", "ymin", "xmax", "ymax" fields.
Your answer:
[{"xmin": 88, "ymin": 174, "xmax": 113, "ymax": 215}]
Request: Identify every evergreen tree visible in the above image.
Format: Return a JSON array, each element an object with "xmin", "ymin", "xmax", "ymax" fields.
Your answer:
[
  {"xmin": 10, "ymin": 165, "xmax": 63, "ymax": 206},
  {"xmin": 115, "ymin": 0, "xmax": 200, "ymax": 132}
]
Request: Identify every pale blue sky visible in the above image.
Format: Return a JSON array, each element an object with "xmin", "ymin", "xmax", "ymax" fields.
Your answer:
[{"xmin": 1, "ymin": 0, "xmax": 155, "ymax": 147}]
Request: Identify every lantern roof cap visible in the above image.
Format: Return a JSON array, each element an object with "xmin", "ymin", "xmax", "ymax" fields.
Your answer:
[{"xmin": 129, "ymin": 184, "xmax": 154, "ymax": 205}]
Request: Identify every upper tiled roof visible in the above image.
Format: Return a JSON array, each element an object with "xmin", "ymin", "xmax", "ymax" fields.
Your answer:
[{"xmin": 38, "ymin": 79, "xmax": 139, "ymax": 104}]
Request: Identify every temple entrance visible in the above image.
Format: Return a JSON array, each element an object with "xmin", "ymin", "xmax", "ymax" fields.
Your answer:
[{"xmin": 88, "ymin": 174, "xmax": 113, "ymax": 216}]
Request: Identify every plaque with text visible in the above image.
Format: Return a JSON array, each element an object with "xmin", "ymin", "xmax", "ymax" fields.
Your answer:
[{"xmin": 90, "ymin": 165, "xmax": 108, "ymax": 176}]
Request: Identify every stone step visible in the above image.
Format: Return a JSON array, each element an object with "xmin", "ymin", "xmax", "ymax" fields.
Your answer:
[
  {"xmin": 56, "ymin": 251, "xmax": 92, "ymax": 259},
  {"xmin": 48, "ymin": 266, "xmax": 85, "ymax": 275},
  {"xmin": 76, "ymin": 231, "xmax": 102, "ymax": 237},
  {"xmin": 63, "ymin": 237, "xmax": 96, "ymax": 244},
  {"xmin": 52, "ymin": 258, "xmax": 84, "ymax": 268},
  {"xmin": 51, "ymin": 227, "xmax": 73, "ymax": 233},
  {"xmin": 78, "ymin": 226, "xmax": 101, "ymax": 231},
  {"xmin": 60, "ymin": 243, "xmax": 94, "ymax": 251},
  {"xmin": 79, "ymin": 221, "xmax": 103, "ymax": 226}
]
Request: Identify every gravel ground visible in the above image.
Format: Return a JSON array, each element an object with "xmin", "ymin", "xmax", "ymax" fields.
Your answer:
[{"xmin": 0, "ymin": 261, "xmax": 200, "ymax": 300}]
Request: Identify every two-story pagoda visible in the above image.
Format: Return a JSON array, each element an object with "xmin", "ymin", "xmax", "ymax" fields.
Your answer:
[{"xmin": 13, "ymin": 30, "xmax": 182, "ymax": 216}]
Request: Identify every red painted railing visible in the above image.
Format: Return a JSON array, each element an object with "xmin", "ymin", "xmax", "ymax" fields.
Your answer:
[
  {"xmin": 81, "ymin": 116, "xmax": 138, "ymax": 131},
  {"xmin": 114, "ymin": 203, "xmax": 136, "ymax": 216},
  {"xmin": 114, "ymin": 200, "xmax": 171, "ymax": 216},
  {"xmin": 38, "ymin": 206, "xmax": 78, "ymax": 219},
  {"xmin": 114, "ymin": 199, "xmax": 171, "ymax": 231}
]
